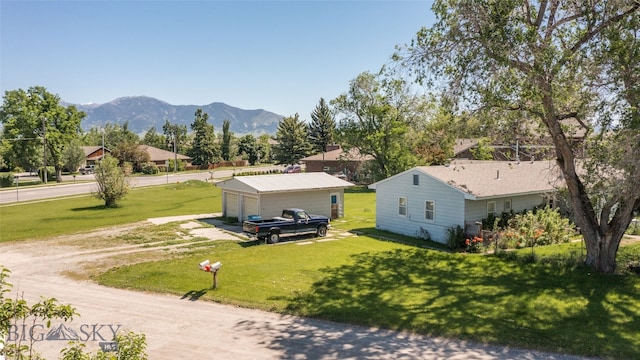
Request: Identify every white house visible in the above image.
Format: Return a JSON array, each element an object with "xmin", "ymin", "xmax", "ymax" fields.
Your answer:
[
  {"xmin": 215, "ymin": 172, "xmax": 354, "ymax": 221},
  {"xmin": 369, "ymin": 160, "xmax": 563, "ymax": 243}
]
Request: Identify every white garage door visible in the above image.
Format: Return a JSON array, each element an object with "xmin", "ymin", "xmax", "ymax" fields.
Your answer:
[
  {"xmin": 225, "ymin": 192, "xmax": 238, "ymax": 218},
  {"xmin": 242, "ymin": 196, "xmax": 258, "ymax": 220}
]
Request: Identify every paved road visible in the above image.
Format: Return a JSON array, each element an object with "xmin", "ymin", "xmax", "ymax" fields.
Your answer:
[{"xmin": 0, "ymin": 166, "xmax": 284, "ymax": 204}]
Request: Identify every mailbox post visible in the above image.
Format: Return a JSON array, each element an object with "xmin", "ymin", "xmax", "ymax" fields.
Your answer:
[
  {"xmin": 14, "ymin": 175, "xmax": 19, "ymax": 202},
  {"xmin": 199, "ymin": 260, "xmax": 222, "ymax": 289}
]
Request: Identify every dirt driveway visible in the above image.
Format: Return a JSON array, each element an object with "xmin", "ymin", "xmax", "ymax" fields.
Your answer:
[{"xmin": 2, "ymin": 215, "xmax": 596, "ymax": 360}]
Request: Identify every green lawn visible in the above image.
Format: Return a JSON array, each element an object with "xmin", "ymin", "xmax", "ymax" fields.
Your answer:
[
  {"xmin": 0, "ymin": 180, "xmax": 220, "ymax": 242},
  {"xmin": 2, "ymin": 183, "xmax": 639, "ymax": 359}
]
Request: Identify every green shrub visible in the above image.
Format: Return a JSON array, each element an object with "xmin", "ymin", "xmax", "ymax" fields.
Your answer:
[
  {"xmin": 141, "ymin": 162, "xmax": 159, "ymax": 174},
  {"xmin": 446, "ymin": 225, "xmax": 465, "ymax": 250},
  {"xmin": 0, "ymin": 172, "xmax": 14, "ymax": 188},
  {"xmin": 498, "ymin": 206, "xmax": 573, "ymax": 249}
]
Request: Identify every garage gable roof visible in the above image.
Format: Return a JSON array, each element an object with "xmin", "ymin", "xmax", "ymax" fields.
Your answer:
[{"xmin": 215, "ymin": 172, "xmax": 354, "ymax": 194}]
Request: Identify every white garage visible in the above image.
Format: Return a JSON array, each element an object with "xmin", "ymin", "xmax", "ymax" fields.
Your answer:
[{"xmin": 215, "ymin": 172, "xmax": 354, "ymax": 221}]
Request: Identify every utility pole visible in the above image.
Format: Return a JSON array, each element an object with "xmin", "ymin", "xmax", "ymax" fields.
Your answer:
[
  {"xmin": 102, "ymin": 128, "xmax": 105, "ymax": 160},
  {"xmin": 173, "ymin": 130, "xmax": 178, "ymax": 173},
  {"xmin": 42, "ymin": 117, "xmax": 47, "ymax": 184}
]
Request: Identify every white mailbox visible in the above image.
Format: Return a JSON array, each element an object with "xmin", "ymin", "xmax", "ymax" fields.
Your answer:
[
  {"xmin": 199, "ymin": 259, "xmax": 210, "ymax": 270},
  {"xmin": 209, "ymin": 261, "xmax": 222, "ymax": 272}
]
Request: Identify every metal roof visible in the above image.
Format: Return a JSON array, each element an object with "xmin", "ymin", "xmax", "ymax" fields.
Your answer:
[{"xmin": 215, "ymin": 172, "xmax": 354, "ymax": 194}]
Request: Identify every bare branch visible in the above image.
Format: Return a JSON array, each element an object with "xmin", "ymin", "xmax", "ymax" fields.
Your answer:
[{"xmin": 535, "ymin": 0, "xmax": 549, "ymax": 27}]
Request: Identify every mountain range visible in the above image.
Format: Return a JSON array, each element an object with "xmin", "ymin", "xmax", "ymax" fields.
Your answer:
[{"xmin": 66, "ymin": 96, "xmax": 284, "ymax": 136}]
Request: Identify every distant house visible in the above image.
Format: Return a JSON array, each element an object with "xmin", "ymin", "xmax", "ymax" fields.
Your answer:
[
  {"xmin": 300, "ymin": 145, "xmax": 373, "ymax": 183},
  {"xmin": 137, "ymin": 145, "xmax": 191, "ymax": 168},
  {"xmin": 369, "ymin": 160, "xmax": 563, "ymax": 243},
  {"xmin": 82, "ymin": 146, "xmax": 109, "ymax": 165},
  {"xmin": 453, "ymin": 118, "xmax": 588, "ymax": 161},
  {"xmin": 215, "ymin": 172, "xmax": 354, "ymax": 221}
]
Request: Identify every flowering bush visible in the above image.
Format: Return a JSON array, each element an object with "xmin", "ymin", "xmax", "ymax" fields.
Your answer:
[
  {"xmin": 464, "ymin": 236, "xmax": 485, "ymax": 253},
  {"xmin": 496, "ymin": 206, "xmax": 573, "ymax": 249}
]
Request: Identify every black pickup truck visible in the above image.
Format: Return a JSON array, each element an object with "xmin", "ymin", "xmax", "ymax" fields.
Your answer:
[{"xmin": 242, "ymin": 208, "xmax": 330, "ymax": 244}]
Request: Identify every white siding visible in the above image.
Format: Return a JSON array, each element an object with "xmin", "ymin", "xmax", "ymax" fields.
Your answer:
[
  {"xmin": 375, "ymin": 169, "xmax": 465, "ymax": 243},
  {"xmin": 241, "ymin": 196, "xmax": 259, "ymax": 221},
  {"xmin": 224, "ymin": 192, "xmax": 238, "ymax": 218},
  {"xmin": 464, "ymin": 193, "xmax": 546, "ymax": 222},
  {"xmin": 260, "ymin": 190, "xmax": 338, "ymax": 219}
]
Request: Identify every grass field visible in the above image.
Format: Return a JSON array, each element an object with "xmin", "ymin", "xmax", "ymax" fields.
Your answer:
[
  {"xmin": 2, "ymin": 182, "xmax": 639, "ymax": 359},
  {"xmin": 0, "ymin": 180, "xmax": 220, "ymax": 242}
]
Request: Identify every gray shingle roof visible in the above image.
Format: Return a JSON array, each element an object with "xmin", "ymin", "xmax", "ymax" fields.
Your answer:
[
  {"xmin": 417, "ymin": 160, "xmax": 563, "ymax": 199},
  {"xmin": 216, "ymin": 172, "xmax": 354, "ymax": 194}
]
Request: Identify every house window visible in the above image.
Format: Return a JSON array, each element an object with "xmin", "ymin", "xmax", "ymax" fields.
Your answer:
[
  {"xmin": 398, "ymin": 197, "xmax": 407, "ymax": 216},
  {"xmin": 413, "ymin": 174, "xmax": 419, "ymax": 186},
  {"xmin": 487, "ymin": 201, "xmax": 496, "ymax": 216},
  {"xmin": 544, "ymin": 195, "xmax": 555, "ymax": 208},
  {"xmin": 425, "ymin": 201, "xmax": 435, "ymax": 221},
  {"xmin": 504, "ymin": 199, "xmax": 512, "ymax": 212}
]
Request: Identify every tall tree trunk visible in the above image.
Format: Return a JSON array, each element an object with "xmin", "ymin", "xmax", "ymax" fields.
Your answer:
[
  {"xmin": 55, "ymin": 165, "xmax": 63, "ymax": 183},
  {"xmin": 538, "ymin": 81, "xmax": 623, "ymax": 273}
]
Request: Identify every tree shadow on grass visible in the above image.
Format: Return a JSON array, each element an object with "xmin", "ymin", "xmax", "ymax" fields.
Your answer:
[
  {"xmin": 71, "ymin": 205, "xmax": 111, "ymax": 211},
  {"xmin": 272, "ymin": 248, "xmax": 639, "ymax": 359},
  {"xmin": 181, "ymin": 288, "xmax": 209, "ymax": 301}
]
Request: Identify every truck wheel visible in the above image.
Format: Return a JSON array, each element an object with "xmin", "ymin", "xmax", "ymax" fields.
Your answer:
[
  {"xmin": 267, "ymin": 232, "xmax": 280, "ymax": 244},
  {"xmin": 316, "ymin": 225, "xmax": 327, "ymax": 237}
]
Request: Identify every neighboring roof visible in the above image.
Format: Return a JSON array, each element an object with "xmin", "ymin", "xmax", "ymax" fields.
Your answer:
[
  {"xmin": 300, "ymin": 147, "xmax": 374, "ymax": 162},
  {"xmin": 216, "ymin": 172, "xmax": 354, "ymax": 194},
  {"xmin": 371, "ymin": 160, "xmax": 563, "ymax": 200},
  {"xmin": 453, "ymin": 139, "xmax": 479, "ymax": 155},
  {"xmin": 82, "ymin": 146, "xmax": 103, "ymax": 156},
  {"xmin": 138, "ymin": 145, "xmax": 190, "ymax": 161}
]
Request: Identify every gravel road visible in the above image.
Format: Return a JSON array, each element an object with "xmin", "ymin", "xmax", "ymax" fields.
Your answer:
[{"xmin": 1, "ymin": 215, "xmax": 597, "ymax": 360}]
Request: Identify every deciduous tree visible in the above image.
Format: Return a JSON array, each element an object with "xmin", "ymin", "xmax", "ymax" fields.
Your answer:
[
  {"xmin": 332, "ymin": 71, "xmax": 429, "ymax": 181},
  {"xmin": 238, "ymin": 134, "xmax": 262, "ymax": 165},
  {"xmin": 94, "ymin": 154, "xmax": 130, "ymax": 207},
  {"xmin": 0, "ymin": 86, "xmax": 84, "ymax": 181},
  {"xmin": 62, "ymin": 139, "xmax": 86, "ymax": 172},
  {"xmin": 397, "ymin": 0, "xmax": 640, "ymax": 272},
  {"xmin": 111, "ymin": 140, "xmax": 150, "ymax": 172}
]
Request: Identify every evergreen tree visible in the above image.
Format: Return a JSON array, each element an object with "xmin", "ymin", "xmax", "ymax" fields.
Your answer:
[
  {"xmin": 188, "ymin": 109, "xmax": 220, "ymax": 166},
  {"xmin": 272, "ymin": 113, "xmax": 312, "ymax": 165},
  {"xmin": 308, "ymin": 98, "xmax": 336, "ymax": 153},
  {"xmin": 142, "ymin": 127, "xmax": 166, "ymax": 149},
  {"xmin": 221, "ymin": 119, "xmax": 232, "ymax": 161}
]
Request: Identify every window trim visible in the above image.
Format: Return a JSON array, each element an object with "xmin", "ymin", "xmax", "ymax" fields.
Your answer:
[
  {"xmin": 413, "ymin": 174, "xmax": 419, "ymax": 186},
  {"xmin": 425, "ymin": 200, "xmax": 435, "ymax": 222},
  {"xmin": 398, "ymin": 197, "xmax": 407, "ymax": 216},
  {"xmin": 504, "ymin": 199, "xmax": 512, "ymax": 212},
  {"xmin": 487, "ymin": 201, "xmax": 497, "ymax": 216}
]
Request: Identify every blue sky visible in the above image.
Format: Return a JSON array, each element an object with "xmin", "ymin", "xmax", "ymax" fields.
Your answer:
[{"xmin": 1, "ymin": 1, "xmax": 434, "ymax": 119}]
